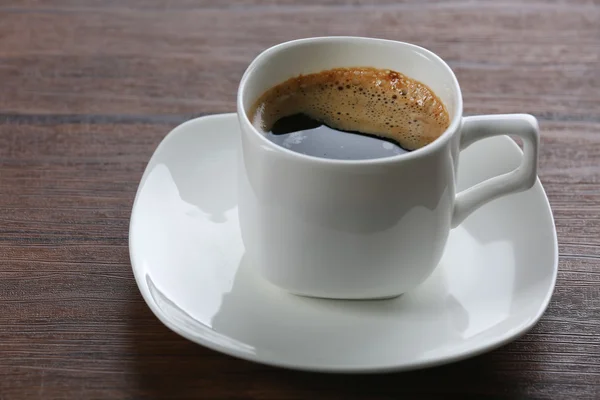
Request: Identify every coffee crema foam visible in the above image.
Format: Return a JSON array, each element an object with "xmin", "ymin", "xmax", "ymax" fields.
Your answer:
[{"xmin": 250, "ymin": 67, "xmax": 450, "ymax": 151}]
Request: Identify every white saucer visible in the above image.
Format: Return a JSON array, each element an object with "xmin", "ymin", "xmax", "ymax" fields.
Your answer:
[{"xmin": 129, "ymin": 114, "xmax": 558, "ymax": 373}]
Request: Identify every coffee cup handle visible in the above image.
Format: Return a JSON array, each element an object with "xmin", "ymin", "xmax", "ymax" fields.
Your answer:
[{"xmin": 451, "ymin": 114, "xmax": 540, "ymax": 228}]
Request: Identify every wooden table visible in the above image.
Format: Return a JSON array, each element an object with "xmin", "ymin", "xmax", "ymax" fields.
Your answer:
[{"xmin": 1, "ymin": 1, "xmax": 599, "ymax": 398}]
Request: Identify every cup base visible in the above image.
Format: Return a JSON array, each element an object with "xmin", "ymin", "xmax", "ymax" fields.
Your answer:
[
  {"xmin": 259, "ymin": 274, "xmax": 406, "ymax": 301},
  {"xmin": 288, "ymin": 291, "xmax": 404, "ymax": 301}
]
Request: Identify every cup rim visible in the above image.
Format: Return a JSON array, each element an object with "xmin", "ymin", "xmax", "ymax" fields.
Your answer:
[{"xmin": 237, "ymin": 36, "xmax": 463, "ymax": 165}]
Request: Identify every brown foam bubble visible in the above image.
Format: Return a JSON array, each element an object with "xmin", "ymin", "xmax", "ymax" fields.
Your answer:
[{"xmin": 249, "ymin": 67, "xmax": 450, "ymax": 151}]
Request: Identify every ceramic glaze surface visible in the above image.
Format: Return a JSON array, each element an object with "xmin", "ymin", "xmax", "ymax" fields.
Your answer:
[
  {"xmin": 129, "ymin": 114, "xmax": 558, "ymax": 372},
  {"xmin": 237, "ymin": 37, "xmax": 540, "ymax": 299}
]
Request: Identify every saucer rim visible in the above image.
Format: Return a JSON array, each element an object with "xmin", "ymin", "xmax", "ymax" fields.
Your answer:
[{"xmin": 129, "ymin": 113, "xmax": 559, "ymax": 373}]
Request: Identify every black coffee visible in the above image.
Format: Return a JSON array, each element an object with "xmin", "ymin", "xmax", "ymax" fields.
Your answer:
[
  {"xmin": 266, "ymin": 113, "xmax": 407, "ymax": 160},
  {"xmin": 250, "ymin": 67, "xmax": 450, "ymax": 160}
]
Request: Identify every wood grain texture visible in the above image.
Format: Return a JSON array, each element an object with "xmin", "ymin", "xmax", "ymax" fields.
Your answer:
[{"xmin": 0, "ymin": 0, "xmax": 599, "ymax": 398}]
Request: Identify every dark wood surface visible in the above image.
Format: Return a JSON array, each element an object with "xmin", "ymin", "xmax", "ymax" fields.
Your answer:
[{"xmin": 1, "ymin": 0, "xmax": 599, "ymax": 398}]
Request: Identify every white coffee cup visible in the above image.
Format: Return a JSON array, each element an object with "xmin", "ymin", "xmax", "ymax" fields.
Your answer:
[{"xmin": 237, "ymin": 37, "xmax": 539, "ymax": 300}]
